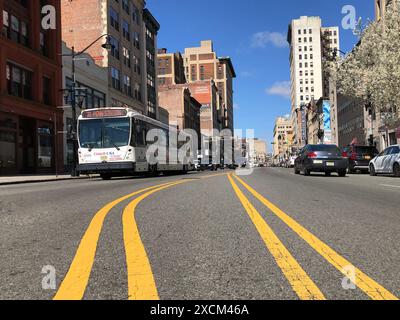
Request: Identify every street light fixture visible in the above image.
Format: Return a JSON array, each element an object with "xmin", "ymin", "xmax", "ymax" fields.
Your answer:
[{"xmin": 60, "ymin": 34, "xmax": 112, "ymax": 177}]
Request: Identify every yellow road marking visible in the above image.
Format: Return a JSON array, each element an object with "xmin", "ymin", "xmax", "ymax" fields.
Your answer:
[
  {"xmin": 227, "ymin": 175, "xmax": 325, "ymax": 300},
  {"xmin": 233, "ymin": 174, "xmax": 398, "ymax": 300},
  {"xmin": 53, "ymin": 180, "xmax": 185, "ymax": 300},
  {"xmin": 122, "ymin": 179, "xmax": 194, "ymax": 300}
]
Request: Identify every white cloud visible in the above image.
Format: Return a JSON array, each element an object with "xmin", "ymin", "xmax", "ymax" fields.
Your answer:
[
  {"xmin": 251, "ymin": 31, "xmax": 288, "ymax": 48},
  {"xmin": 265, "ymin": 81, "xmax": 291, "ymax": 99}
]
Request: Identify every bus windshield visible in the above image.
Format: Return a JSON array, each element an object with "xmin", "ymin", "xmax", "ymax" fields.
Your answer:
[{"xmin": 78, "ymin": 118, "xmax": 130, "ymax": 149}]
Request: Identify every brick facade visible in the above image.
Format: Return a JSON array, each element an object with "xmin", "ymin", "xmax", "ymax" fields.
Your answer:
[{"xmin": 0, "ymin": 0, "xmax": 63, "ymax": 175}]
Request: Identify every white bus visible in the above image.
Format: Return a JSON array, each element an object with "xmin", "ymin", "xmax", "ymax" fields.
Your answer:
[{"xmin": 76, "ymin": 108, "xmax": 194, "ymax": 180}]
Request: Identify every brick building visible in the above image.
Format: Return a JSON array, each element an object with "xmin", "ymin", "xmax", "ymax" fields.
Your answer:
[
  {"xmin": 187, "ymin": 80, "xmax": 221, "ymax": 137},
  {"xmin": 61, "ymin": 0, "xmax": 159, "ymax": 118},
  {"xmin": 0, "ymin": 0, "xmax": 63, "ymax": 175},
  {"xmin": 157, "ymin": 48, "xmax": 186, "ymax": 86},
  {"xmin": 183, "ymin": 40, "xmax": 236, "ymax": 132},
  {"xmin": 158, "ymin": 85, "xmax": 200, "ymax": 135}
]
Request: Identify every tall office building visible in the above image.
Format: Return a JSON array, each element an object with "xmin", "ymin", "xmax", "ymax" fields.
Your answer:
[
  {"xmin": 61, "ymin": 0, "xmax": 159, "ymax": 118},
  {"xmin": 287, "ymin": 16, "xmax": 339, "ymax": 147}
]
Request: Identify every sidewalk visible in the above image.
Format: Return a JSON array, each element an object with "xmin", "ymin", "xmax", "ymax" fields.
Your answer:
[{"xmin": 0, "ymin": 174, "xmax": 91, "ymax": 186}]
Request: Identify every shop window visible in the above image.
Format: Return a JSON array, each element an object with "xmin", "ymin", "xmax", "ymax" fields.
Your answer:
[
  {"xmin": 0, "ymin": 131, "xmax": 16, "ymax": 168},
  {"xmin": 37, "ymin": 125, "xmax": 53, "ymax": 168}
]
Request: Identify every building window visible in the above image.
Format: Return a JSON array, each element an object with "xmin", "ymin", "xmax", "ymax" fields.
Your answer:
[
  {"xmin": 110, "ymin": 36, "xmax": 120, "ymax": 60},
  {"xmin": 134, "ymin": 83, "xmax": 142, "ymax": 101},
  {"xmin": 132, "ymin": 5, "xmax": 140, "ymax": 25},
  {"xmin": 133, "ymin": 55, "xmax": 141, "ymax": 74},
  {"xmin": 122, "ymin": 20, "xmax": 130, "ymax": 41},
  {"xmin": 123, "ymin": 75, "xmax": 132, "ymax": 96},
  {"xmin": 133, "ymin": 31, "xmax": 140, "ymax": 49},
  {"xmin": 4, "ymin": 13, "xmax": 29, "ymax": 47},
  {"xmin": 111, "ymin": 67, "xmax": 121, "ymax": 90},
  {"xmin": 122, "ymin": 47, "xmax": 131, "ymax": 67},
  {"xmin": 2, "ymin": 10, "xmax": 9, "ymax": 37},
  {"xmin": 122, "ymin": 0, "xmax": 130, "ymax": 14},
  {"xmin": 6, "ymin": 63, "xmax": 32, "ymax": 100},
  {"xmin": 39, "ymin": 31, "xmax": 48, "ymax": 56},
  {"xmin": 43, "ymin": 76, "xmax": 51, "ymax": 105},
  {"xmin": 147, "ymin": 73, "xmax": 155, "ymax": 88},
  {"xmin": 37, "ymin": 124, "xmax": 53, "ymax": 168},
  {"xmin": 110, "ymin": 7, "xmax": 119, "ymax": 31}
]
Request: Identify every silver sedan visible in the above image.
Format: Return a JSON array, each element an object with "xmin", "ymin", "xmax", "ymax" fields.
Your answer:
[{"xmin": 369, "ymin": 144, "xmax": 400, "ymax": 177}]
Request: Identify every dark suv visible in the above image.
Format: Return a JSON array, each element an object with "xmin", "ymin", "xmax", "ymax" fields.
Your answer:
[
  {"xmin": 294, "ymin": 144, "xmax": 349, "ymax": 177},
  {"xmin": 341, "ymin": 145, "xmax": 379, "ymax": 173}
]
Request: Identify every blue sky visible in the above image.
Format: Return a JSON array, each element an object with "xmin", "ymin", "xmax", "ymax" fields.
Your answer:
[{"xmin": 147, "ymin": 0, "xmax": 374, "ymax": 152}]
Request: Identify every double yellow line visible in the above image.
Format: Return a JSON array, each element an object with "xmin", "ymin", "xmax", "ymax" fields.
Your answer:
[
  {"xmin": 54, "ymin": 173, "xmax": 228, "ymax": 300},
  {"xmin": 228, "ymin": 173, "xmax": 398, "ymax": 300}
]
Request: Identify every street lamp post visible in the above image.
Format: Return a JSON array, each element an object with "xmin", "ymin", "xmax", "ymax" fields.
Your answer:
[{"xmin": 61, "ymin": 34, "xmax": 112, "ymax": 177}]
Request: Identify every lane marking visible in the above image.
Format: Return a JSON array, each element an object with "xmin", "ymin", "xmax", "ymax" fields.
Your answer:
[
  {"xmin": 380, "ymin": 184, "xmax": 400, "ymax": 189},
  {"xmin": 227, "ymin": 174, "xmax": 325, "ymax": 300},
  {"xmin": 233, "ymin": 174, "xmax": 398, "ymax": 300},
  {"xmin": 53, "ymin": 180, "xmax": 186, "ymax": 300},
  {"xmin": 122, "ymin": 179, "xmax": 194, "ymax": 300},
  {"xmin": 53, "ymin": 171, "xmax": 227, "ymax": 300}
]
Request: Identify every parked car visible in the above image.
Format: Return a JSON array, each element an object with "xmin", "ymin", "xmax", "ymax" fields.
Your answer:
[
  {"xmin": 342, "ymin": 145, "xmax": 379, "ymax": 173},
  {"xmin": 294, "ymin": 144, "xmax": 349, "ymax": 177},
  {"xmin": 369, "ymin": 144, "xmax": 400, "ymax": 177}
]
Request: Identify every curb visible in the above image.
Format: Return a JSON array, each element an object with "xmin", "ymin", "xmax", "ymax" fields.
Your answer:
[{"xmin": 0, "ymin": 176, "xmax": 92, "ymax": 186}]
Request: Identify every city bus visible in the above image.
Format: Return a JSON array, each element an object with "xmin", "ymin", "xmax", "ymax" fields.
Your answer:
[{"xmin": 76, "ymin": 107, "xmax": 194, "ymax": 180}]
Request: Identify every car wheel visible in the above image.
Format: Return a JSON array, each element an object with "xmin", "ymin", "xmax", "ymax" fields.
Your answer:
[
  {"xmin": 394, "ymin": 163, "xmax": 400, "ymax": 177},
  {"xmin": 338, "ymin": 170, "xmax": 346, "ymax": 177},
  {"xmin": 294, "ymin": 166, "xmax": 300, "ymax": 175},
  {"xmin": 325, "ymin": 172, "xmax": 331, "ymax": 176},
  {"xmin": 370, "ymin": 164, "xmax": 377, "ymax": 176},
  {"xmin": 100, "ymin": 174, "xmax": 112, "ymax": 180}
]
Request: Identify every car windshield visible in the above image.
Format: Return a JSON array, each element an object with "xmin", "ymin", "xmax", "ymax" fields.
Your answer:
[
  {"xmin": 308, "ymin": 145, "xmax": 341, "ymax": 154},
  {"xmin": 354, "ymin": 146, "xmax": 378, "ymax": 155},
  {"xmin": 78, "ymin": 118, "xmax": 130, "ymax": 149}
]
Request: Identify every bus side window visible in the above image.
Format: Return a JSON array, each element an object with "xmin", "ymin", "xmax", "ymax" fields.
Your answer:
[
  {"xmin": 135, "ymin": 120, "xmax": 146, "ymax": 147},
  {"xmin": 130, "ymin": 119, "xmax": 135, "ymax": 146}
]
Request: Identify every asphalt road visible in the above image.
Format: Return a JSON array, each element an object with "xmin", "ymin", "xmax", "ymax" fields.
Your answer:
[{"xmin": 0, "ymin": 168, "xmax": 399, "ymax": 300}]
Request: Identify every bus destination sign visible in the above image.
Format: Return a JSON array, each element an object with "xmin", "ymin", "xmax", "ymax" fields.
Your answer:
[{"xmin": 82, "ymin": 109, "xmax": 128, "ymax": 118}]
